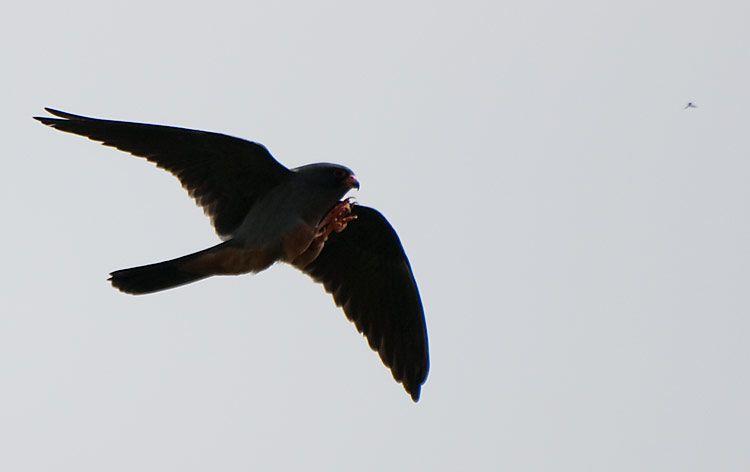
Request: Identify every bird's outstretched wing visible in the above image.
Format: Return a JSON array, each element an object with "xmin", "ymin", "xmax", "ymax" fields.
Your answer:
[
  {"xmin": 302, "ymin": 205, "xmax": 429, "ymax": 401},
  {"xmin": 34, "ymin": 108, "xmax": 292, "ymax": 237}
]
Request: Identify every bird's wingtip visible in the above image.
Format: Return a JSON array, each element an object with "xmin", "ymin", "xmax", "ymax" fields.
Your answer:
[
  {"xmin": 406, "ymin": 381, "xmax": 422, "ymax": 402},
  {"xmin": 35, "ymin": 107, "xmax": 93, "ymax": 125},
  {"xmin": 33, "ymin": 116, "xmax": 58, "ymax": 126},
  {"xmin": 43, "ymin": 108, "xmax": 83, "ymax": 119}
]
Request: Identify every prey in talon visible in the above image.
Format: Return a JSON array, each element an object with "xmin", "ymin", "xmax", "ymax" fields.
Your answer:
[
  {"xmin": 319, "ymin": 197, "xmax": 358, "ymax": 239},
  {"xmin": 291, "ymin": 197, "xmax": 359, "ymax": 269}
]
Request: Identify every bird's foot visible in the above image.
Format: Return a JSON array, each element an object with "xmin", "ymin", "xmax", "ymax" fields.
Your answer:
[{"xmin": 317, "ymin": 198, "xmax": 357, "ymax": 240}]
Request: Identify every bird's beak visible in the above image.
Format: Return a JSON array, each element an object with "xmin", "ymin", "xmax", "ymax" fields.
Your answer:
[{"xmin": 347, "ymin": 174, "xmax": 360, "ymax": 190}]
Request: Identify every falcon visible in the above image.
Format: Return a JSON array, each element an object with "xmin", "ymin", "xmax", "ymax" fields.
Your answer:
[{"xmin": 34, "ymin": 108, "xmax": 429, "ymax": 401}]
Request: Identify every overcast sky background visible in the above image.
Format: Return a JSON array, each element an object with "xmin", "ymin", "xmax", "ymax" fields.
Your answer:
[{"xmin": 2, "ymin": 1, "xmax": 750, "ymax": 470}]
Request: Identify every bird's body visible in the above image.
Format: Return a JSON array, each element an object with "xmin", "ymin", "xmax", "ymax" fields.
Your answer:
[
  {"xmin": 109, "ymin": 162, "xmax": 359, "ymax": 292},
  {"xmin": 227, "ymin": 169, "xmax": 334, "ymax": 242},
  {"xmin": 35, "ymin": 108, "xmax": 429, "ymax": 401},
  {"xmin": 685, "ymin": 102, "xmax": 698, "ymax": 109},
  {"xmin": 210, "ymin": 164, "xmax": 357, "ymax": 270}
]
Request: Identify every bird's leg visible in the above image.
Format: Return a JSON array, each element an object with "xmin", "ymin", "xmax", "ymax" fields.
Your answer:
[
  {"xmin": 292, "ymin": 199, "xmax": 357, "ymax": 269},
  {"xmin": 318, "ymin": 197, "xmax": 355, "ymax": 229},
  {"xmin": 316, "ymin": 198, "xmax": 357, "ymax": 239}
]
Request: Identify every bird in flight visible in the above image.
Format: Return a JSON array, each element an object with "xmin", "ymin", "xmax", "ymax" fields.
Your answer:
[
  {"xmin": 684, "ymin": 102, "xmax": 698, "ymax": 109},
  {"xmin": 35, "ymin": 108, "xmax": 429, "ymax": 401}
]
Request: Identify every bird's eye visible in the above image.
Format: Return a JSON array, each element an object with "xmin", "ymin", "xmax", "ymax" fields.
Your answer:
[{"xmin": 333, "ymin": 168, "xmax": 347, "ymax": 179}]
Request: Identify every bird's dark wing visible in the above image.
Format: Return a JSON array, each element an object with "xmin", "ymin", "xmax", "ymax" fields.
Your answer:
[
  {"xmin": 302, "ymin": 205, "xmax": 429, "ymax": 401},
  {"xmin": 34, "ymin": 108, "xmax": 292, "ymax": 237}
]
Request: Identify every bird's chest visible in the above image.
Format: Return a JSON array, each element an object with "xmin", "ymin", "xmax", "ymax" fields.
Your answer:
[{"xmin": 230, "ymin": 184, "xmax": 336, "ymax": 253}]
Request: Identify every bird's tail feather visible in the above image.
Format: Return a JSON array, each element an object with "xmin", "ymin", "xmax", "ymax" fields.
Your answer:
[{"xmin": 109, "ymin": 242, "xmax": 233, "ymax": 295}]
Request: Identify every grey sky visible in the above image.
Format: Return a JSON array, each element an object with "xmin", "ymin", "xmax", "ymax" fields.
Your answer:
[{"xmin": 2, "ymin": 0, "xmax": 750, "ymax": 470}]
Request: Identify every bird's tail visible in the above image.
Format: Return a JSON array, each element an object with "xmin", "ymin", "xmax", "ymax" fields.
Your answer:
[
  {"xmin": 109, "ymin": 247, "xmax": 217, "ymax": 295},
  {"xmin": 109, "ymin": 241, "xmax": 272, "ymax": 295}
]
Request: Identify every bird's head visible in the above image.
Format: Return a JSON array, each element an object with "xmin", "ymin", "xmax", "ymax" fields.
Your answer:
[{"xmin": 293, "ymin": 163, "xmax": 360, "ymax": 196}]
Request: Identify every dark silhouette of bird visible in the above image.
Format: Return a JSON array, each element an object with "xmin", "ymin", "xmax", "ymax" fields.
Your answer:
[
  {"xmin": 685, "ymin": 102, "xmax": 698, "ymax": 109},
  {"xmin": 34, "ymin": 108, "xmax": 429, "ymax": 401}
]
